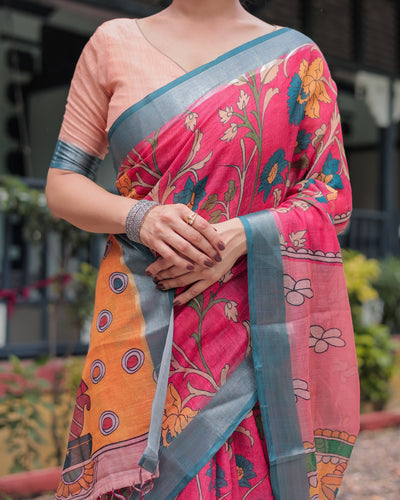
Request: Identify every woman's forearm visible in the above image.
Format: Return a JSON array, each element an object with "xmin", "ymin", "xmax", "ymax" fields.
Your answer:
[
  {"xmin": 45, "ymin": 168, "xmax": 135, "ymax": 234},
  {"xmin": 45, "ymin": 168, "xmax": 225, "ymax": 270}
]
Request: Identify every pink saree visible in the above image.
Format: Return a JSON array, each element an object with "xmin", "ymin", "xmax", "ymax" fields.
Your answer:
[{"xmin": 51, "ymin": 26, "xmax": 359, "ymax": 500}]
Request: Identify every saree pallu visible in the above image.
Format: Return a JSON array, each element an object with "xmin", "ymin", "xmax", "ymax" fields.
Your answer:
[{"xmin": 55, "ymin": 28, "xmax": 359, "ymax": 500}]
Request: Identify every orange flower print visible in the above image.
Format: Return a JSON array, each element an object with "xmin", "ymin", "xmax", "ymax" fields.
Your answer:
[
  {"xmin": 185, "ymin": 111, "xmax": 199, "ymax": 132},
  {"xmin": 224, "ymin": 300, "xmax": 239, "ymax": 322},
  {"xmin": 161, "ymin": 384, "xmax": 198, "ymax": 447},
  {"xmin": 237, "ymin": 89, "xmax": 250, "ymax": 110},
  {"xmin": 221, "ymin": 123, "xmax": 238, "ymax": 142},
  {"xmin": 56, "ymin": 461, "xmax": 95, "ymax": 498},
  {"xmin": 116, "ymin": 173, "xmax": 143, "ymax": 199},
  {"xmin": 299, "ymin": 57, "xmax": 332, "ymax": 119},
  {"xmin": 288, "ymin": 57, "xmax": 331, "ymax": 124},
  {"xmin": 219, "ymin": 105, "xmax": 234, "ymax": 124}
]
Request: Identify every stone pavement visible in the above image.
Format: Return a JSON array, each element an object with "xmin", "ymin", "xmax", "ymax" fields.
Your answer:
[
  {"xmin": 339, "ymin": 426, "xmax": 400, "ymax": 500},
  {"xmin": 27, "ymin": 426, "xmax": 400, "ymax": 500}
]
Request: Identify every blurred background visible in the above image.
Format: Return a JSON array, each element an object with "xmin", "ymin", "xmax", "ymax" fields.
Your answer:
[{"xmin": 0, "ymin": 0, "xmax": 399, "ymax": 498}]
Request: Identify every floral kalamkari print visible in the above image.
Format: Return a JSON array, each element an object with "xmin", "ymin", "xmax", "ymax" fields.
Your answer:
[{"xmin": 56, "ymin": 39, "xmax": 358, "ymax": 500}]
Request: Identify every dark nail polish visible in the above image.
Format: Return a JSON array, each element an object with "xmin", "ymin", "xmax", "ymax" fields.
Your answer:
[
  {"xmin": 186, "ymin": 264, "xmax": 195, "ymax": 271},
  {"xmin": 214, "ymin": 254, "xmax": 222, "ymax": 262},
  {"xmin": 146, "ymin": 270, "xmax": 152, "ymax": 277},
  {"xmin": 173, "ymin": 300, "xmax": 181, "ymax": 307},
  {"xmin": 218, "ymin": 241, "xmax": 225, "ymax": 251},
  {"xmin": 153, "ymin": 277, "xmax": 160, "ymax": 284},
  {"xmin": 204, "ymin": 259, "xmax": 214, "ymax": 267},
  {"xmin": 156, "ymin": 283, "xmax": 165, "ymax": 290}
]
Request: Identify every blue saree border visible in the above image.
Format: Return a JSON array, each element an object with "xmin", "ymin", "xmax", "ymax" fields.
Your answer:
[
  {"xmin": 108, "ymin": 28, "xmax": 311, "ymax": 172},
  {"xmin": 130, "ymin": 355, "xmax": 258, "ymax": 500},
  {"xmin": 239, "ymin": 211, "xmax": 309, "ymax": 500}
]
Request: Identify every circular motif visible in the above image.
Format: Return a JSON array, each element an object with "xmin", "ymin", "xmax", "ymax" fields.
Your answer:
[
  {"xmin": 103, "ymin": 239, "xmax": 112, "ymax": 259},
  {"xmin": 109, "ymin": 272, "xmax": 128, "ymax": 294},
  {"xmin": 121, "ymin": 349, "xmax": 145, "ymax": 374},
  {"xmin": 99, "ymin": 411, "xmax": 119, "ymax": 436},
  {"xmin": 90, "ymin": 360, "xmax": 106, "ymax": 384},
  {"xmin": 96, "ymin": 310, "xmax": 113, "ymax": 333}
]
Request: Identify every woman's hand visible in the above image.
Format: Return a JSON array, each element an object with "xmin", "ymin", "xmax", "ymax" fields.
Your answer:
[
  {"xmin": 139, "ymin": 203, "xmax": 225, "ymax": 271},
  {"xmin": 146, "ymin": 218, "xmax": 247, "ymax": 305}
]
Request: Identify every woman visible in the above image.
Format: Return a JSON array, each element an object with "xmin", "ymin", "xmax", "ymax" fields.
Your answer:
[{"xmin": 46, "ymin": 1, "xmax": 360, "ymax": 499}]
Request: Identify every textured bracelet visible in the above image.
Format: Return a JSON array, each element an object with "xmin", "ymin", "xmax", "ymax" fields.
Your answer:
[{"xmin": 125, "ymin": 200, "xmax": 159, "ymax": 243}]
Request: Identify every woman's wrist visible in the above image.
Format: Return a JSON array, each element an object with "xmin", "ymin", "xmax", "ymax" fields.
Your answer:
[
  {"xmin": 125, "ymin": 199, "xmax": 159, "ymax": 243},
  {"xmin": 216, "ymin": 218, "xmax": 247, "ymax": 259}
]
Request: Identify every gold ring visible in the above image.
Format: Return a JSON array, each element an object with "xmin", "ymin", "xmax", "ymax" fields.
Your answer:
[{"xmin": 186, "ymin": 212, "xmax": 197, "ymax": 226}]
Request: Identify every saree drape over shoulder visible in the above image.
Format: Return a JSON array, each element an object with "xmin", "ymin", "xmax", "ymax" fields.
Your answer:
[{"xmin": 51, "ymin": 19, "xmax": 359, "ymax": 500}]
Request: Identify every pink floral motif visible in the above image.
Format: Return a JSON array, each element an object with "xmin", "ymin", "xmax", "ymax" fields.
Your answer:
[
  {"xmin": 221, "ymin": 123, "xmax": 238, "ymax": 142},
  {"xmin": 284, "ymin": 275, "xmax": 314, "ymax": 306},
  {"xmin": 293, "ymin": 379, "xmax": 310, "ymax": 402},
  {"xmin": 291, "ymin": 199, "xmax": 310, "ymax": 211},
  {"xmin": 237, "ymin": 89, "xmax": 250, "ymax": 110},
  {"xmin": 309, "ymin": 325, "xmax": 346, "ymax": 353},
  {"xmin": 312, "ymin": 123, "xmax": 327, "ymax": 147},
  {"xmin": 278, "ymin": 233, "xmax": 287, "ymax": 246},
  {"xmin": 224, "ymin": 300, "xmax": 239, "ymax": 322},
  {"xmin": 218, "ymin": 105, "xmax": 234, "ymax": 124},
  {"xmin": 289, "ymin": 230, "xmax": 307, "ymax": 248},
  {"xmin": 273, "ymin": 187, "xmax": 282, "ymax": 208},
  {"xmin": 185, "ymin": 112, "xmax": 199, "ymax": 132},
  {"xmin": 219, "ymin": 269, "xmax": 234, "ymax": 284}
]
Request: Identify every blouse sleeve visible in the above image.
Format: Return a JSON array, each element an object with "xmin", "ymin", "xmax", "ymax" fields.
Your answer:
[{"xmin": 49, "ymin": 25, "xmax": 110, "ymax": 180}]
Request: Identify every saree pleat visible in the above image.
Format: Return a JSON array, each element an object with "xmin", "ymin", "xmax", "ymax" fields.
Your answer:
[{"xmin": 54, "ymin": 26, "xmax": 359, "ymax": 500}]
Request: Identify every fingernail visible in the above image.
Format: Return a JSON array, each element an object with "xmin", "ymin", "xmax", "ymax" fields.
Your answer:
[
  {"xmin": 186, "ymin": 263, "xmax": 195, "ymax": 271},
  {"xmin": 218, "ymin": 241, "xmax": 225, "ymax": 251},
  {"xmin": 173, "ymin": 300, "xmax": 181, "ymax": 307},
  {"xmin": 146, "ymin": 270, "xmax": 152, "ymax": 276},
  {"xmin": 204, "ymin": 259, "xmax": 214, "ymax": 267},
  {"xmin": 214, "ymin": 254, "xmax": 222, "ymax": 262},
  {"xmin": 153, "ymin": 277, "xmax": 160, "ymax": 284},
  {"xmin": 156, "ymin": 283, "xmax": 165, "ymax": 290}
]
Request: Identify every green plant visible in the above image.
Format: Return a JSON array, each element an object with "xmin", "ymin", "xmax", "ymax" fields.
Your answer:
[
  {"xmin": 0, "ymin": 356, "xmax": 51, "ymax": 472},
  {"xmin": 0, "ymin": 355, "xmax": 85, "ymax": 474},
  {"xmin": 68, "ymin": 262, "xmax": 98, "ymax": 331},
  {"xmin": 355, "ymin": 323, "xmax": 396, "ymax": 410},
  {"xmin": 0, "ymin": 175, "xmax": 90, "ymax": 247},
  {"xmin": 342, "ymin": 249, "xmax": 397, "ymax": 410},
  {"xmin": 373, "ymin": 256, "xmax": 400, "ymax": 334}
]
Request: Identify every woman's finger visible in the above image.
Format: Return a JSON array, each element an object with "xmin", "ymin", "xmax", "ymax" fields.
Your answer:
[
  {"xmin": 141, "ymin": 204, "xmax": 225, "ymax": 265},
  {"xmin": 154, "ymin": 271, "xmax": 197, "ymax": 291},
  {"xmin": 173, "ymin": 280, "xmax": 212, "ymax": 306},
  {"xmin": 150, "ymin": 262, "xmax": 197, "ymax": 281},
  {"xmin": 149, "ymin": 239, "xmax": 202, "ymax": 271}
]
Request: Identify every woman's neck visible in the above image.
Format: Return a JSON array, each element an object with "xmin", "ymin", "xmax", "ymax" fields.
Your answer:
[{"xmin": 165, "ymin": 0, "xmax": 246, "ymax": 22}]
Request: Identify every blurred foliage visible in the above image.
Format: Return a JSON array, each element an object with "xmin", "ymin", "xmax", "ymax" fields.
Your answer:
[
  {"xmin": 0, "ymin": 356, "xmax": 50, "ymax": 473},
  {"xmin": 0, "ymin": 356, "xmax": 85, "ymax": 474},
  {"xmin": 342, "ymin": 250, "xmax": 398, "ymax": 411},
  {"xmin": 373, "ymin": 256, "xmax": 400, "ymax": 334},
  {"xmin": 0, "ymin": 175, "xmax": 90, "ymax": 247},
  {"xmin": 0, "ymin": 177, "xmax": 95, "ymax": 473},
  {"xmin": 68, "ymin": 262, "xmax": 97, "ymax": 331},
  {"xmin": 342, "ymin": 250, "xmax": 380, "ymax": 325}
]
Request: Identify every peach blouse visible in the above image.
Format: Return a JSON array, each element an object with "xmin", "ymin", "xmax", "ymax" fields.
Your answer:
[{"xmin": 59, "ymin": 19, "xmax": 185, "ymax": 160}]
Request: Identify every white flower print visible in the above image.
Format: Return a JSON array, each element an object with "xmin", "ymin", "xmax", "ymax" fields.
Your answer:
[{"xmin": 309, "ymin": 325, "xmax": 346, "ymax": 353}]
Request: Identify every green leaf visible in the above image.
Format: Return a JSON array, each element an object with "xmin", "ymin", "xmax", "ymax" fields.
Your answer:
[
  {"xmin": 201, "ymin": 193, "xmax": 219, "ymax": 211},
  {"xmin": 224, "ymin": 180, "xmax": 238, "ymax": 202},
  {"xmin": 209, "ymin": 209, "xmax": 223, "ymax": 224}
]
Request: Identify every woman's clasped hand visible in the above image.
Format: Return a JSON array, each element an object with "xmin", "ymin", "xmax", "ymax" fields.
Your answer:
[{"xmin": 139, "ymin": 204, "xmax": 247, "ymax": 305}]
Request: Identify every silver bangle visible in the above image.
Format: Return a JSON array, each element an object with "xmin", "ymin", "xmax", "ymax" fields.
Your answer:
[{"xmin": 125, "ymin": 200, "xmax": 159, "ymax": 243}]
